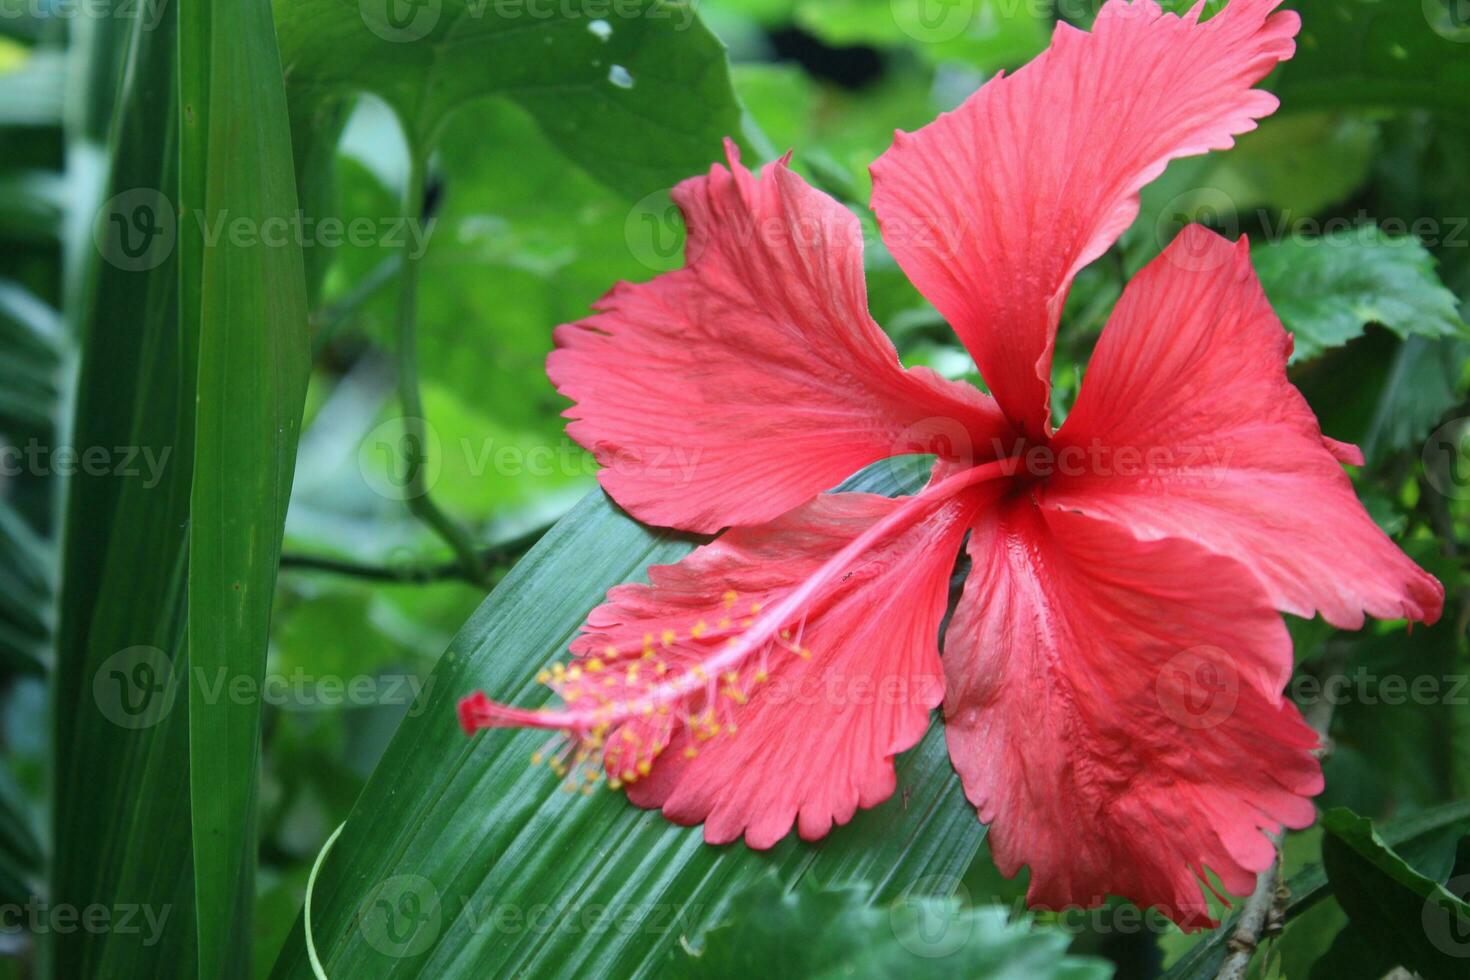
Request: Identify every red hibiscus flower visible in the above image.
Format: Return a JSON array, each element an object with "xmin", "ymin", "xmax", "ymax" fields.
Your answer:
[{"xmin": 460, "ymin": 0, "xmax": 1443, "ymax": 928}]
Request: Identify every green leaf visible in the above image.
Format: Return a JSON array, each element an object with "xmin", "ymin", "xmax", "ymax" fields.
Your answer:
[
  {"xmin": 1161, "ymin": 800, "xmax": 1470, "ymax": 979},
  {"xmin": 1252, "ymin": 229, "xmax": 1468, "ymax": 363},
  {"xmin": 1321, "ymin": 807, "xmax": 1470, "ymax": 980},
  {"xmin": 50, "ymin": 3, "xmax": 196, "ymax": 975},
  {"xmin": 275, "ymin": 0, "xmax": 745, "ymax": 198},
  {"xmin": 268, "ymin": 458, "xmax": 994, "ymax": 978},
  {"xmin": 179, "ymin": 0, "xmax": 312, "ymax": 975},
  {"xmin": 1277, "ymin": 0, "xmax": 1470, "ymax": 114},
  {"xmin": 668, "ymin": 877, "xmax": 1111, "ymax": 979}
]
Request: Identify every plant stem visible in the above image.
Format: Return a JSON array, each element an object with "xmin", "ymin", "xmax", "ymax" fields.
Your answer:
[
  {"xmin": 393, "ymin": 150, "xmax": 488, "ymax": 586},
  {"xmin": 1215, "ymin": 651, "xmax": 1343, "ymax": 980},
  {"xmin": 279, "ymin": 525, "xmax": 550, "ymax": 583}
]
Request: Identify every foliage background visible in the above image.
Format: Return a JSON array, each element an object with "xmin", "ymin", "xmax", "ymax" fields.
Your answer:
[{"xmin": 0, "ymin": 0, "xmax": 1469, "ymax": 977}]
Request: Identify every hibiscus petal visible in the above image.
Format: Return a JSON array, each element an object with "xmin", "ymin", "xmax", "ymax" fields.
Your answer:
[
  {"xmin": 1047, "ymin": 226, "xmax": 1443, "ymax": 628},
  {"xmin": 465, "ymin": 488, "xmax": 984, "ymax": 848},
  {"xmin": 616, "ymin": 492, "xmax": 982, "ymax": 847},
  {"xmin": 550, "ymin": 139, "xmax": 1013, "ymax": 533},
  {"xmin": 869, "ymin": 0, "xmax": 1299, "ymax": 439},
  {"xmin": 944, "ymin": 499, "xmax": 1322, "ymax": 929}
]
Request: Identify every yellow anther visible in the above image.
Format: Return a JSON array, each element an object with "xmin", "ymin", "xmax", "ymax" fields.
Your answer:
[
  {"xmin": 587, "ymin": 658, "xmax": 605, "ymax": 672},
  {"xmin": 691, "ymin": 666, "xmax": 708, "ymax": 682},
  {"xmin": 563, "ymin": 687, "xmax": 582, "ymax": 701},
  {"xmin": 603, "ymin": 644, "xmax": 618, "ymax": 660},
  {"xmin": 780, "ymin": 628, "xmax": 790, "ymax": 640},
  {"xmin": 754, "ymin": 669, "xmax": 769, "ymax": 683},
  {"xmin": 531, "ymin": 751, "xmax": 544, "ymax": 765},
  {"xmin": 654, "ymin": 662, "xmax": 668, "ymax": 676},
  {"xmin": 567, "ymin": 666, "xmax": 583, "ymax": 681},
  {"xmin": 723, "ymin": 590, "xmax": 738, "ymax": 607},
  {"xmin": 722, "ymin": 671, "xmax": 739, "ymax": 684},
  {"xmin": 683, "ymin": 746, "xmax": 698, "ymax": 759},
  {"xmin": 741, "ymin": 618, "xmax": 755, "ymax": 628},
  {"xmin": 536, "ymin": 669, "xmax": 551, "ymax": 684},
  {"xmin": 717, "ymin": 617, "xmax": 732, "ymax": 629},
  {"xmin": 750, "ymin": 602, "xmax": 762, "ymax": 613},
  {"xmin": 661, "ymin": 629, "xmax": 676, "ymax": 647},
  {"xmin": 636, "ymin": 760, "xmax": 652, "ymax": 776},
  {"xmin": 799, "ymin": 647, "xmax": 812, "ymax": 660},
  {"xmin": 690, "ymin": 621, "xmax": 707, "ymax": 638},
  {"xmin": 608, "ymin": 778, "xmax": 623, "ymax": 790}
]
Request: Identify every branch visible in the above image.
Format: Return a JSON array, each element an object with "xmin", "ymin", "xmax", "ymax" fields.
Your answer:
[
  {"xmin": 391, "ymin": 151, "xmax": 489, "ymax": 585},
  {"xmin": 279, "ymin": 525, "xmax": 550, "ymax": 584},
  {"xmin": 1215, "ymin": 651, "xmax": 1343, "ymax": 980}
]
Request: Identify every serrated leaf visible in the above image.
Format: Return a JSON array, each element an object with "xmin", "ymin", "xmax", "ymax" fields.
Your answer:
[
  {"xmin": 669, "ymin": 876, "xmax": 1111, "ymax": 979},
  {"xmin": 1252, "ymin": 230, "xmax": 1467, "ymax": 363},
  {"xmin": 1161, "ymin": 801, "xmax": 1470, "ymax": 979}
]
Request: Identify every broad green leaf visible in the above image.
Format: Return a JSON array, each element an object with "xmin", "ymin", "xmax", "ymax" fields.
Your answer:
[
  {"xmin": 275, "ymin": 0, "xmax": 745, "ymax": 198},
  {"xmin": 1278, "ymin": 0, "xmax": 1470, "ymax": 114},
  {"xmin": 1161, "ymin": 801, "xmax": 1470, "ymax": 979},
  {"xmin": 669, "ymin": 877, "xmax": 1111, "ymax": 979},
  {"xmin": 179, "ymin": 0, "xmax": 312, "ymax": 974},
  {"xmin": 1321, "ymin": 807, "xmax": 1470, "ymax": 980},
  {"xmin": 1252, "ymin": 229, "xmax": 1468, "ymax": 362},
  {"xmin": 50, "ymin": 2, "xmax": 197, "ymax": 974},
  {"xmin": 268, "ymin": 458, "xmax": 994, "ymax": 979}
]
